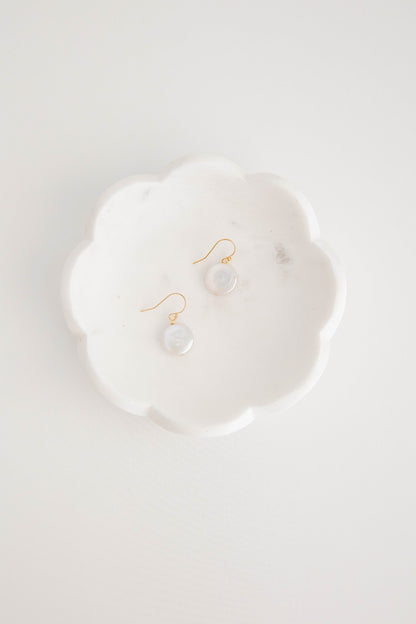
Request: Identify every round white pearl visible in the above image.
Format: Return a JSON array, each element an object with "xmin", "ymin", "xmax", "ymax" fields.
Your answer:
[
  {"xmin": 163, "ymin": 323, "xmax": 193, "ymax": 355},
  {"xmin": 205, "ymin": 263, "xmax": 237, "ymax": 296}
]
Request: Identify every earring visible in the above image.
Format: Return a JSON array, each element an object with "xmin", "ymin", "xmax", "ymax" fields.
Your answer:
[
  {"xmin": 193, "ymin": 238, "xmax": 238, "ymax": 296},
  {"xmin": 140, "ymin": 292, "xmax": 193, "ymax": 355}
]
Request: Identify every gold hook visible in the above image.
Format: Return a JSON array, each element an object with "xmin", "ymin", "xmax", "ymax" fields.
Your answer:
[
  {"xmin": 193, "ymin": 238, "xmax": 236, "ymax": 265},
  {"xmin": 140, "ymin": 292, "xmax": 187, "ymax": 324}
]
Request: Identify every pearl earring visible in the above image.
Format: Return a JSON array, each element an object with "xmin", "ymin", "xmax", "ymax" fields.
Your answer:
[
  {"xmin": 141, "ymin": 292, "xmax": 193, "ymax": 355},
  {"xmin": 193, "ymin": 238, "xmax": 238, "ymax": 296}
]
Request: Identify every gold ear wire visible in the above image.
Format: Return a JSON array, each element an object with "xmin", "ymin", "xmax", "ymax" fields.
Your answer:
[
  {"xmin": 141, "ymin": 292, "xmax": 187, "ymax": 325},
  {"xmin": 193, "ymin": 238, "xmax": 236, "ymax": 265}
]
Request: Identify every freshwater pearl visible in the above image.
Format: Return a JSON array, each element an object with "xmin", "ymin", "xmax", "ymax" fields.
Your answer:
[
  {"xmin": 163, "ymin": 323, "xmax": 193, "ymax": 355},
  {"xmin": 205, "ymin": 263, "xmax": 237, "ymax": 296}
]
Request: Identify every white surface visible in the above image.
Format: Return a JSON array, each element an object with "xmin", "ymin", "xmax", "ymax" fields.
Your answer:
[
  {"xmin": 1, "ymin": 1, "xmax": 415, "ymax": 622},
  {"xmin": 63, "ymin": 155, "xmax": 343, "ymax": 435}
]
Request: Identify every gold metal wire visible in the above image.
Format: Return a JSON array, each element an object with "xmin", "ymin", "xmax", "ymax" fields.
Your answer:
[
  {"xmin": 192, "ymin": 238, "xmax": 236, "ymax": 265},
  {"xmin": 140, "ymin": 292, "xmax": 187, "ymax": 324}
]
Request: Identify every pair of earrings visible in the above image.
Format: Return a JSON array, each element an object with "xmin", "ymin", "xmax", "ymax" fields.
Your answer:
[{"xmin": 141, "ymin": 239, "xmax": 237, "ymax": 355}]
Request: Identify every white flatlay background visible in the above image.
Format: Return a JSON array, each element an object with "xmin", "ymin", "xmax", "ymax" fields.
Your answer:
[{"xmin": 1, "ymin": 1, "xmax": 415, "ymax": 623}]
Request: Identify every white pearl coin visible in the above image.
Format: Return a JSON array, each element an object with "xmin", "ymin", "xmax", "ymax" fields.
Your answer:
[
  {"xmin": 205, "ymin": 263, "xmax": 237, "ymax": 296},
  {"xmin": 163, "ymin": 323, "xmax": 193, "ymax": 355}
]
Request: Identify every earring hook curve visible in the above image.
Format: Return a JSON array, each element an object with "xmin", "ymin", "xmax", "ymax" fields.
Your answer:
[
  {"xmin": 140, "ymin": 292, "xmax": 187, "ymax": 324},
  {"xmin": 193, "ymin": 238, "xmax": 236, "ymax": 265}
]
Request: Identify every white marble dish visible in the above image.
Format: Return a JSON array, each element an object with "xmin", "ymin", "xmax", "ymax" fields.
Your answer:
[{"xmin": 62, "ymin": 155, "xmax": 345, "ymax": 436}]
